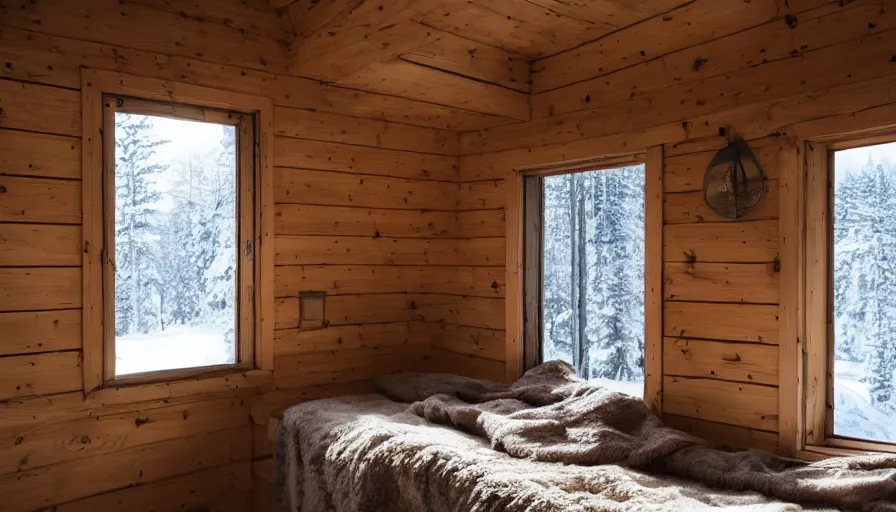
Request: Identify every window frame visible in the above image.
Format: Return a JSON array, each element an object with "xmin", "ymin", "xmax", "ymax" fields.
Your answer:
[
  {"xmin": 102, "ymin": 97, "xmax": 255, "ymax": 384},
  {"xmin": 506, "ymin": 148, "xmax": 664, "ymax": 411},
  {"xmin": 81, "ymin": 70, "xmax": 275, "ymax": 394},
  {"xmin": 801, "ymin": 130, "xmax": 896, "ymax": 456}
]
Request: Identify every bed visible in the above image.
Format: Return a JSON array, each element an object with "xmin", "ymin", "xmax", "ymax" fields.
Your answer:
[{"xmin": 275, "ymin": 362, "xmax": 896, "ymax": 512}]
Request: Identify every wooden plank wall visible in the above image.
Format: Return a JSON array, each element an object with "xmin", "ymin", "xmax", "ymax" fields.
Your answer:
[
  {"xmin": 661, "ymin": 138, "xmax": 781, "ymax": 452},
  {"xmin": 417, "ymin": 178, "xmax": 507, "ymax": 381},
  {"xmin": 457, "ymin": 0, "xmax": 896, "ymax": 453},
  {"xmin": 2, "ymin": 3, "xmax": 894, "ymax": 509},
  {"xmin": 0, "ymin": 1, "xmax": 485, "ymax": 509}
]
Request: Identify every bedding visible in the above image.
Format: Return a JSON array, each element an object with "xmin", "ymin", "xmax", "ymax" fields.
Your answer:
[{"xmin": 275, "ymin": 361, "xmax": 896, "ymax": 512}]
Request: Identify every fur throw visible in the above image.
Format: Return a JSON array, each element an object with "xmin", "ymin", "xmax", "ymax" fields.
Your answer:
[{"xmin": 276, "ymin": 362, "xmax": 896, "ymax": 511}]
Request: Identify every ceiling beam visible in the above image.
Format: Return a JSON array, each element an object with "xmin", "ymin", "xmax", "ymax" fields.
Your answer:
[
  {"xmin": 401, "ymin": 32, "xmax": 531, "ymax": 93},
  {"xmin": 284, "ymin": 0, "xmax": 451, "ymax": 80},
  {"xmin": 335, "ymin": 58, "xmax": 530, "ymax": 121}
]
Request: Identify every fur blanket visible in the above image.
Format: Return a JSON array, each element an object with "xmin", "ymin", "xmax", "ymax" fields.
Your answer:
[{"xmin": 276, "ymin": 362, "xmax": 896, "ymax": 511}]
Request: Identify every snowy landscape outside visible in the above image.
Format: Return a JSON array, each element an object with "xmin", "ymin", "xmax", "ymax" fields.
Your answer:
[
  {"xmin": 833, "ymin": 141, "xmax": 896, "ymax": 444},
  {"xmin": 541, "ymin": 165, "xmax": 646, "ymax": 397},
  {"xmin": 113, "ymin": 113, "xmax": 238, "ymax": 375}
]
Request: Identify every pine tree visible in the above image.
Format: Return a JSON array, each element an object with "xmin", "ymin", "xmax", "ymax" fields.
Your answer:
[
  {"xmin": 833, "ymin": 152, "xmax": 896, "ymax": 413},
  {"xmin": 833, "ymin": 162, "xmax": 878, "ymax": 362},
  {"xmin": 156, "ymin": 128, "xmax": 237, "ymax": 335},
  {"xmin": 586, "ymin": 165, "xmax": 645, "ymax": 383},
  {"xmin": 867, "ymin": 160, "xmax": 896, "ymax": 411},
  {"xmin": 542, "ymin": 173, "xmax": 574, "ymax": 359},
  {"xmin": 204, "ymin": 126, "xmax": 238, "ymax": 323},
  {"xmin": 114, "ymin": 114, "xmax": 166, "ymax": 336},
  {"xmin": 155, "ymin": 196, "xmax": 203, "ymax": 327}
]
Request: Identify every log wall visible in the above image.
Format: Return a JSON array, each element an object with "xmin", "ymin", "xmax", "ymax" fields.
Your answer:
[
  {"xmin": 0, "ymin": 1, "xmax": 479, "ymax": 509},
  {"xmin": 457, "ymin": 0, "xmax": 896, "ymax": 453},
  {"xmin": 2, "ymin": 1, "xmax": 894, "ymax": 508}
]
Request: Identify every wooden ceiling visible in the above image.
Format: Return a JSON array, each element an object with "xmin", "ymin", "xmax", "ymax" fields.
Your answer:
[{"xmin": 270, "ymin": 0, "xmax": 690, "ymax": 127}]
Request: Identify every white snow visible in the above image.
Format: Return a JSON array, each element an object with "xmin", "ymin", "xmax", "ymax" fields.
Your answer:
[
  {"xmin": 116, "ymin": 325, "xmax": 235, "ymax": 376},
  {"xmin": 833, "ymin": 359, "xmax": 896, "ymax": 444},
  {"xmin": 591, "ymin": 377, "xmax": 644, "ymax": 398}
]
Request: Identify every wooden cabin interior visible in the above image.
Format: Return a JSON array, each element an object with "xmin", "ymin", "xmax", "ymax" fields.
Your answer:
[{"xmin": 2, "ymin": 0, "xmax": 896, "ymax": 510}]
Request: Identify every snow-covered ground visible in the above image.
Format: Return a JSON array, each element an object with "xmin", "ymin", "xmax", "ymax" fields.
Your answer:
[
  {"xmin": 833, "ymin": 359, "xmax": 896, "ymax": 443},
  {"xmin": 116, "ymin": 325, "xmax": 234, "ymax": 375},
  {"xmin": 543, "ymin": 348, "xmax": 644, "ymax": 398},
  {"xmin": 591, "ymin": 377, "xmax": 644, "ymax": 398}
]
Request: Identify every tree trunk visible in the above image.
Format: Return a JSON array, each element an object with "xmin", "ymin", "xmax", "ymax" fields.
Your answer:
[
  {"xmin": 128, "ymin": 165, "xmax": 140, "ymax": 334},
  {"xmin": 577, "ymin": 176, "xmax": 589, "ymax": 379},
  {"xmin": 569, "ymin": 174, "xmax": 581, "ymax": 373}
]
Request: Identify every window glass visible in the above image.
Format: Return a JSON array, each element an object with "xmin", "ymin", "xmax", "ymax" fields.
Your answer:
[
  {"xmin": 833, "ymin": 141, "xmax": 896, "ymax": 443},
  {"xmin": 541, "ymin": 165, "xmax": 646, "ymax": 396},
  {"xmin": 113, "ymin": 113, "xmax": 238, "ymax": 375}
]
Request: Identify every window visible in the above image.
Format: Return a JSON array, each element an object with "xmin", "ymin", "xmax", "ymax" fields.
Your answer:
[
  {"xmin": 108, "ymin": 99, "xmax": 252, "ymax": 378},
  {"xmin": 81, "ymin": 70, "xmax": 274, "ymax": 392},
  {"xmin": 832, "ymin": 141, "xmax": 896, "ymax": 444},
  {"xmin": 804, "ymin": 134, "xmax": 896, "ymax": 453},
  {"xmin": 522, "ymin": 162, "xmax": 647, "ymax": 397}
]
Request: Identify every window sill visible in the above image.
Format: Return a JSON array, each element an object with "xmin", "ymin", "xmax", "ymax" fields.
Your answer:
[
  {"xmin": 84, "ymin": 368, "xmax": 273, "ymax": 407},
  {"xmin": 106, "ymin": 364, "xmax": 257, "ymax": 388},
  {"xmin": 800, "ymin": 439, "xmax": 896, "ymax": 460}
]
